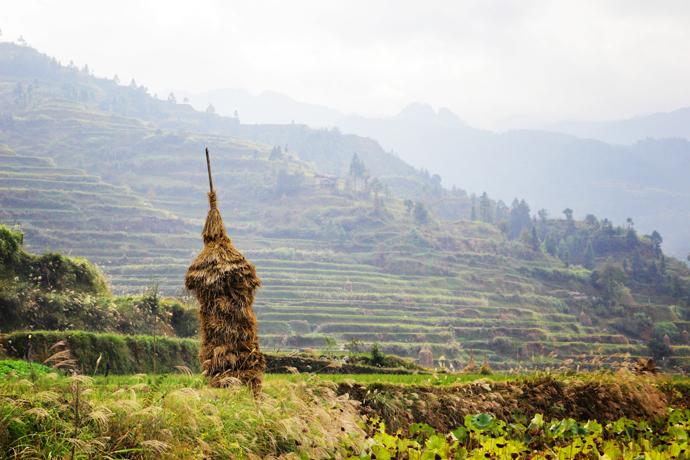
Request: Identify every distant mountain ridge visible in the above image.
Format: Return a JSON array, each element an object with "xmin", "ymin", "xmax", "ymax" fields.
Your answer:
[
  {"xmin": 549, "ymin": 106, "xmax": 690, "ymax": 145},
  {"xmin": 172, "ymin": 86, "xmax": 690, "ymax": 259},
  {"xmin": 178, "ymin": 86, "xmax": 690, "ymax": 145},
  {"xmin": 336, "ymin": 104, "xmax": 690, "ymax": 260},
  {"xmin": 178, "ymin": 88, "xmax": 345, "ymax": 128}
]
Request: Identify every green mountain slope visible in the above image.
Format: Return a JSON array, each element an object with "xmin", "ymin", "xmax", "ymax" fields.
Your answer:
[{"xmin": 1, "ymin": 43, "xmax": 689, "ymax": 368}]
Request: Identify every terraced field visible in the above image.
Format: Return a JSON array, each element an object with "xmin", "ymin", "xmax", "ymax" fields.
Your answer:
[
  {"xmin": 0, "ymin": 141, "xmax": 632, "ymax": 365},
  {"xmin": 2, "ymin": 43, "xmax": 689, "ymax": 369},
  {"xmin": 4, "ymin": 150, "xmax": 673, "ymax": 366}
]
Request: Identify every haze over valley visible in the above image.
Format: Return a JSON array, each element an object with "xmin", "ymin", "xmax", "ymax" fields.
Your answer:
[{"xmin": 181, "ymin": 88, "xmax": 690, "ymax": 259}]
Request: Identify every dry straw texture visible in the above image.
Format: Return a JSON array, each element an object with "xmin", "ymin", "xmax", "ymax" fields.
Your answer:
[{"xmin": 185, "ymin": 190, "xmax": 265, "ymax": 393}]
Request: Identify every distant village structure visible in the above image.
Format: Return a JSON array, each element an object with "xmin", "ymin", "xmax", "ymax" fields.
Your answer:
[{"xmin": 314, "ymin": 173, "xmax": 338, "ymax": 189}]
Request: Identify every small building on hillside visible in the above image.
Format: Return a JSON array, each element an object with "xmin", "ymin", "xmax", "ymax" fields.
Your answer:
[{"xmin": 314, "ymin": 173, "xmax": 338, "ymax": 189}]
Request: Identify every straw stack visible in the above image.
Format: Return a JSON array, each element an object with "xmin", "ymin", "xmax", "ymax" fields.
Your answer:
[{"xmin": 185, "ymin": 148, "xmax": 265, "ymax": 394}]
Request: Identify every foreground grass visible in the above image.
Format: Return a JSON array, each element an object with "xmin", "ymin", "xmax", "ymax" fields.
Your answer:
[
  {"xmin": 0, "ymin": 370, "xmax": 364, "ymax": 459},
  {"xmin": 0, "ymin": 360, "xmax": 690, "ymax": 459},
  {"xmin": 3, "ymin": 362, "xmax": 690, "ymax": 459}
]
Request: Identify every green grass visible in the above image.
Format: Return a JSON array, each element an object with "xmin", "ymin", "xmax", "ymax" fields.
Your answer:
[
  {"xmin": 0, "ymin": 359, "xmax": 52, "ymax": 378},
  {"xmin": 0, "ymin": 369, "xmax": 364, "ymax": 459}
]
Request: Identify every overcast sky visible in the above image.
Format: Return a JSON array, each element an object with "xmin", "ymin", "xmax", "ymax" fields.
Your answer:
[{"xmin": 3, "ymin": 0, "xmax": 690, "ymax": 128}]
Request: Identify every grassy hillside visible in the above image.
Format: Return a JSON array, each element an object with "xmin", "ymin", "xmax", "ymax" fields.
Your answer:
[{"xmin": 1, "ymin": 43, "xmax": 689, "ymax": 369}]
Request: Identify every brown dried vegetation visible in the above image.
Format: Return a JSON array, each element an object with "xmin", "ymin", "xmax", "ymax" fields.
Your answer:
[
  {"xmin": 185, "ymin": 189, "xmax": 265, "ymax": 394},
  {"xmin": 338, "ymin": 372, "xmax": 677, "ymax": 432}
]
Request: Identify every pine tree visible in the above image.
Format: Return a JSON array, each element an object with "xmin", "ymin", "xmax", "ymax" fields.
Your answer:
[
  {"xmin": 531, "ymin": 227, "xmax": 540, "ymax": 251},
  {"xmin": 349, "ymin": 153, "xmax": 366, "ymax": 192},
  {"xmin": 650, "ymin": 231, "xmax": 663, "ymax": 258},
  {"xmin": 479, "ymin": 192, "xmax": 492, "ymax": 224},
  {"xmin": 470, "ymin": 194, "xmax": 477, "ymax": 221},
  {"xmin": 584, "ymin": 240, "xmax": 595, "ymax": 269},
  {"xmin": 509, "ymin": 198, "xmax": 531, "ymax": 239},
  {"xmin": 413, "ymin": 202, "xmax": 429, "ymax": 224},
  {"xmin": 558, "ymin": 240, "xmax": 570, "ymax": 267},
  {"xmin": 563, "ymin": 208, "xmax": 575, "ymax": 233},
  {"xmin": 545, "ymin": 234, "xmax": 558, "ymax": 256}
]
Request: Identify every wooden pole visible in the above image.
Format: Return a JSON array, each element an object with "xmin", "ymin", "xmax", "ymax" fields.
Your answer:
[{"xmin": 205, "ymin": 147, "xmax": 214, "ymax": 193}]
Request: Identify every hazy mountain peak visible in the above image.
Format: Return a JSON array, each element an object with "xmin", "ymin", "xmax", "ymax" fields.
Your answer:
[
  {"xmin": 394, "ymin": 103, "xmax": 468, "ymax": 128},
  {"xmin": 397, "ymin": 102, "xmax": 436, "ymax": 119}
]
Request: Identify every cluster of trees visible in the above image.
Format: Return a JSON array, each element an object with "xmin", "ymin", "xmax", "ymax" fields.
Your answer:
[
  {"xmin": 470, "ymin": 192, "xmax": 496, "ymax": 223},
  {"xmin": 466, "ymin": 193, "xmax": 541, "ymax": 236},
  {"xmin": 537, "ymin": 213, "xmax": 672, "ymax": 281},
  {"xmin": 469, "ymin": 193, "xmax": 531, "ymax": 238},
  {"xmin": 416, "ymin": 169, "xmax": 444, "ymax": 198},
  {"xmin": 12, "ymin": 81, "xmax": 37, "ymax": 106},
  {"xmin": 349, "ymin": 153, "xmax": 368, "ymax": 192},
  {"xmin": 403, "ymin": 199, "xmax": 430, "ymax": 224},
  {"xmin": 469, "ymin": 193, "xmax": 666, "ymax": 273},
  {"xmin": 1, "ymin": 43, "xmax": 215, "ymax": 122},
  {"xmin": 467, "ymin": 192, "xmax": 690, "ymax": 316},
  {"xmin": 348, "ymin": 154, "xmax": 390, "ymax": 214}
]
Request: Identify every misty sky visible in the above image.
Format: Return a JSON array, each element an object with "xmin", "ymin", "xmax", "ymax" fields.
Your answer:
[{"xmin": 3, "ymin": 0, "xmax": 690, "ymax": 128}]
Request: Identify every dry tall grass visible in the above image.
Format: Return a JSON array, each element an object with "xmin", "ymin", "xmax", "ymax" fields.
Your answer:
[{"xmin": 0, "ymin": 372, "xmax": 364, "ymax": 458}]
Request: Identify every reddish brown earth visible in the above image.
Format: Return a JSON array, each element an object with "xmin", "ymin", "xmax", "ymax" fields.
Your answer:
[{"xmin": 337, "ymin": 374, "xmax": 690, "ymax": 431}]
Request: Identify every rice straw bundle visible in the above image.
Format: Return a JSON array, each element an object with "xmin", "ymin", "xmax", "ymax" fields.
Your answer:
[{"xmin": 185, "ymin": 148, "xmax": 265, "ymax": 394}]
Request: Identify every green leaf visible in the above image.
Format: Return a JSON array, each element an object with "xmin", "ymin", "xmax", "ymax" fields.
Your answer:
[
  {"xmin": 452, "ymin": 426, "xmax": 469, "ymax": 443},
  {"xmin": 468, "ymin": 413, "xmax": 494, "ymax": 431},
  {"xmin": 529, "ymin": 413, "xmax": 544, "ymax": 430}
]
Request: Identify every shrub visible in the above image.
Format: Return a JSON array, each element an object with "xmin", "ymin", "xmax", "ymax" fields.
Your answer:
[
  {"xmin": 170, "ymin": 302, "xmax": 199, "ymax": 337},
  {"xmin": 653, "ymin": 322, "xmax": 679, "ymax": 341},
  {"xmin": 479, "ymin": 357, "xmax": 493, "ymax": 375},
  {"xmin": 369, "ymin": 343, "xmax": 385, "ymax": 367},
  {"xmin": 648, "ymin": 336, "xmax": 673, "ymax": 362},
  {"xmin": 1, "ymin": 331, "xmax": 200, "ymax": 374},
  {"xmin": 28, "ymin": 252, "xmax": 109, "ymax": 295},
  {"xmin": 0, "ymin": 225, "xmax": 23, "ymax": 265}
]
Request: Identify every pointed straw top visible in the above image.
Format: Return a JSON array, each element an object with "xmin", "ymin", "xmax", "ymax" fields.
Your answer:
[
  {"xmin": 202, "ymin": 147, "xmax": 226, "ymax": 243},
  {"xmin": 202, "ymin": 191, "xmax": 227, "ymax": 244},
  {"xmin": 185, "ymin": 148, "xmax": 261, "ymax": 295}
]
